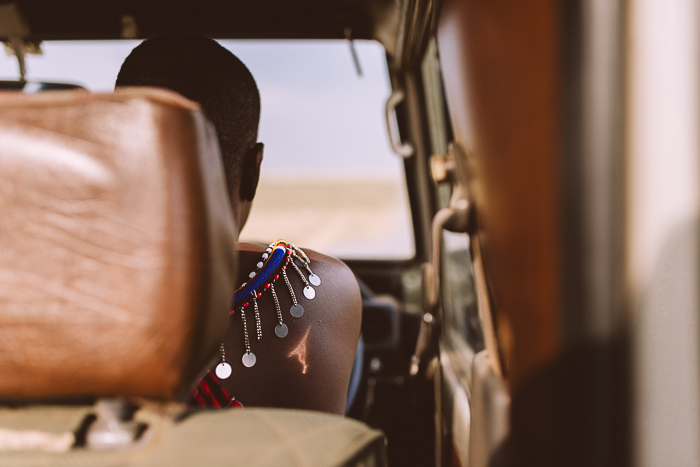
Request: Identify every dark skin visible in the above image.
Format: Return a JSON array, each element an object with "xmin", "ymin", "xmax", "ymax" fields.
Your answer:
[{"xmin": 220, "ymin": 140, "xmax": 362, "ymax": 414}]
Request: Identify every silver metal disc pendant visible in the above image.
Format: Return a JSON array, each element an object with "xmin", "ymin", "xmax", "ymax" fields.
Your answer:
[
  {"xmin": 242, "ymin": 352, "xmax": 256, "ymax": 368},
  {"xmin": 215, "ymin": 362, "xmax": 232, "ymax": 379},
  {"xmin": 303, "ymin": 286, "xmax": 316, "ymax": 300},
  {"xmin": 308, "ymin": 274, "xmax": 321, "ymax": 287},
  {"xmin": 290, "ymin": 304, "xmax": 304, "ymax": 318},
  {"xmin": 275, "ymin": 323, "xmax": 289, "ymax": 338}
]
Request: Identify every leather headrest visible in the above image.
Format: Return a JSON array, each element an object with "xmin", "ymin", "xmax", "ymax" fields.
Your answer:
[{"xmin": 0, "ymin": 89, "xmax": 236, "ymax": 400}]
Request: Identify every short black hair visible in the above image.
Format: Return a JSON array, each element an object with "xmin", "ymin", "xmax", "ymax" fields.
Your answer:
[{"xmin": 115, "ymin": 33, "xmax": 260, "ymax": 193}]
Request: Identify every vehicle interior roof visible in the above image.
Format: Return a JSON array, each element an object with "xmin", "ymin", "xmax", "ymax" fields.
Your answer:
[{"xmin": 1, "ymin": 0, "xmax": 397, "ymax": 41}]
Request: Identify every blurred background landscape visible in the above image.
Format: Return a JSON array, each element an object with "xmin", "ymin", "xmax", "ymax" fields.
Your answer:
[{"xmin": 0, "ymin": 39, "xmax": 415, "ymax": 260}]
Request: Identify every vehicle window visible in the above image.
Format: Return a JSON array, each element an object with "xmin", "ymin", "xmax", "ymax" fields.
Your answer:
[
  {"xmin": 0, "ymin": 39, "xmax": 415, "ymax": 261},
  {"xmin": 421, "ymin": 40, "xmax": 484, "ymax": 351}
]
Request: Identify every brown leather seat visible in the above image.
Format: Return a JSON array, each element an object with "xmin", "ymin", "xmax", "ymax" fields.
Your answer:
[
  {"xmin": 0, "ymin": 89, "xmax": 385, "ymax": 466},
  {"xmin": 0, "ymin": 89, "xmax": 236, "ymax": 401}
]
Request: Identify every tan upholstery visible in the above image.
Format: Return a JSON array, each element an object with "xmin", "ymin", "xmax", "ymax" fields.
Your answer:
[
  {"xmin": 0, "ymin": 89, "xmax": 236, "ymax": 400},
  {"xmin": 0, "ymin": 405, "xmax": 386, "ymax": 467}
]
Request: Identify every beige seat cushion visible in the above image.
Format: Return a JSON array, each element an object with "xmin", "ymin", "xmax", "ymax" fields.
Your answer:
[{"xmin": 0, "ymin": 405, "xmax": 386, "ymax": 467}]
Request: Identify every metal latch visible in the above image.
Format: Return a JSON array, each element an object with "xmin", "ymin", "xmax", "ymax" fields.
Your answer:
[{"xmin": 385, "ymin": 89, "xmax": 414, "ymax": 158}]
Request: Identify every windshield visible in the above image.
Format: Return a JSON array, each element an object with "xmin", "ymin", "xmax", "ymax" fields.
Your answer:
[{"xmin": 0, "ymin": 39, "xmax": 415, "ymax": 260}]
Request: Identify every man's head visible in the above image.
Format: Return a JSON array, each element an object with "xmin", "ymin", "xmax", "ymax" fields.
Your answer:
[{"xmin": 116, "ymin": 33, "xmax": 263, "ymax": 229}]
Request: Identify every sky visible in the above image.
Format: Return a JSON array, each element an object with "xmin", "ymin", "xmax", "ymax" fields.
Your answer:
[{"xmin": 0, "ymin": 39, "xmax": 402, "ymax": 174}]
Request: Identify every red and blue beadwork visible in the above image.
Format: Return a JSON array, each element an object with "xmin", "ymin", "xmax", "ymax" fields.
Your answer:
[{"xmin": 231, "ymin": 241, "xmax": 290, "ymax": 311}]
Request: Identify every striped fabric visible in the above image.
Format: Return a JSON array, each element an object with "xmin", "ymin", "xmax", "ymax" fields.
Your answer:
[{"xmin": 190, "ymin": 370, "xmax": 243, "ymax": 409}]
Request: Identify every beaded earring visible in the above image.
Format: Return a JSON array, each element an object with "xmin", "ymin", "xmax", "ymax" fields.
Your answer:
[{"xmin": 214, "ymin": 240, "xmax": 320, "ymax": 378}]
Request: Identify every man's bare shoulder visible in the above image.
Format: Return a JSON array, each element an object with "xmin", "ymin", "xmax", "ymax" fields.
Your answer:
[
  {"xmin": 229, "ymin": 242, "xmax": 362, "ymax": 413},
  {"xmin": 235, "ymin": 241, "xmax": 360, "ymax": 312},
  {"xmin": 235, "ymin": 241, "xmax": 361, "ymax": 327}
]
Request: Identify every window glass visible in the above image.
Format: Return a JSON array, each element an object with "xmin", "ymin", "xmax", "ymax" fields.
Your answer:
[
  {"xmin": 441, "ymin": 231, "xmax": 484, "ymax": 351},
  {"xmin": 421, "ymin": 40, "xmax": 483, "ymax": 350},
  {"xmin": 0, "ymin": 39, "xmax": 415, "ymax": 260}
]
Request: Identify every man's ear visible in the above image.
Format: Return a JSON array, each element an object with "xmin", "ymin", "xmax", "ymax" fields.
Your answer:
[{"xmin": 239, "ymin": 142, "xmax": 264, "ymax": 202}]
